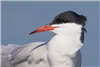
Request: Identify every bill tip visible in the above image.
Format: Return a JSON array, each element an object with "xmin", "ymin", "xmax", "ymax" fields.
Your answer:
[{"xmin": 27, "ymin": 33, "xmax": 30, "ymax": 35}]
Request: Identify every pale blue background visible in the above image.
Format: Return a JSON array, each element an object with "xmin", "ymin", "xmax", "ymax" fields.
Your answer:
[{"xmin": 1, "ymin": 1, "xmax": 99, "ymax": 67}]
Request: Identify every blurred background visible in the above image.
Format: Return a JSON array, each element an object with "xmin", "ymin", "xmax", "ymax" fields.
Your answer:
[{"xmin": 1, "ymin": 1, "xmax": 99, "ymax": 67}]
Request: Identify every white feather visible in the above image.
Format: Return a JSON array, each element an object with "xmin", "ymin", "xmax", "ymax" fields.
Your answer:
[{"xmin": 47, "ymin": 23, "xmax": 83, "ymax": 67}]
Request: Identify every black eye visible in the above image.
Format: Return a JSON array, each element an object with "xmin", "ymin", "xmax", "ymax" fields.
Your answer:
[{"xmin": 62, "ymin": 19, "xmax": 68, "ymax": 23}]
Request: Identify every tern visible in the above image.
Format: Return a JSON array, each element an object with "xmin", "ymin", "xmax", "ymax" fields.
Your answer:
[{"xmin": 1, "ymin": 11, "xmax": 87, "ymax": 67}]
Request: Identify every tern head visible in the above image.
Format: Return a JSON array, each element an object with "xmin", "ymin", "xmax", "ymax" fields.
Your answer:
[{"xmin": 28, "ymin": 11, "xmax": 87, "ymax": 35}]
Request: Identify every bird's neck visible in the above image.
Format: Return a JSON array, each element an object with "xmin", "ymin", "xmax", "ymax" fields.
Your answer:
[{"xmin": 47, "ymin": 31, "xmax": 83, "ymax": 56}]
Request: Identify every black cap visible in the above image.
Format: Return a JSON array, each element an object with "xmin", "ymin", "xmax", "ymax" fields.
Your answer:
[{"xmin": 49, "ymin": 11, "xmax": 87, "ymax": 26}]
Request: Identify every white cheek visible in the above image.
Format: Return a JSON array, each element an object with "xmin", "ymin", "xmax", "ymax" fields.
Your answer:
[
  {"xmin": 51, "ymin": 23, "xmax": 82, "ymax": 35},
  {"xmin": 51, "ymin": 28, "xmax": 65, "ymax": 35}
]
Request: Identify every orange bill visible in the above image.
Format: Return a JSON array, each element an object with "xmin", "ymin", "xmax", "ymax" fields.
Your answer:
[{"xmin": 28, "ymin": 25, "xmax": 59, "ymax": 35}]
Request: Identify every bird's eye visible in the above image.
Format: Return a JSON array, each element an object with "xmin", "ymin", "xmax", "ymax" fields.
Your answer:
[{"xmin": 62, "ymin": 19, "xmax": 68, "ymax": 23}]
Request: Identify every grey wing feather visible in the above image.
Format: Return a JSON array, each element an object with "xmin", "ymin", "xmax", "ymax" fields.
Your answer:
[
  {"xmin": 1, "ymin": 45, "xmax": 11, "ymax": 67},
  {"xmin": 1, "ymin": 42, "xmax": 49, "ymax": 67}
]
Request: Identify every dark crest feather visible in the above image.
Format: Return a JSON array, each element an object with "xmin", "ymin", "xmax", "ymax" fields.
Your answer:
[{"xmin": 49, "ymin": 11, "xmax": 87, "ymax": 26}]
